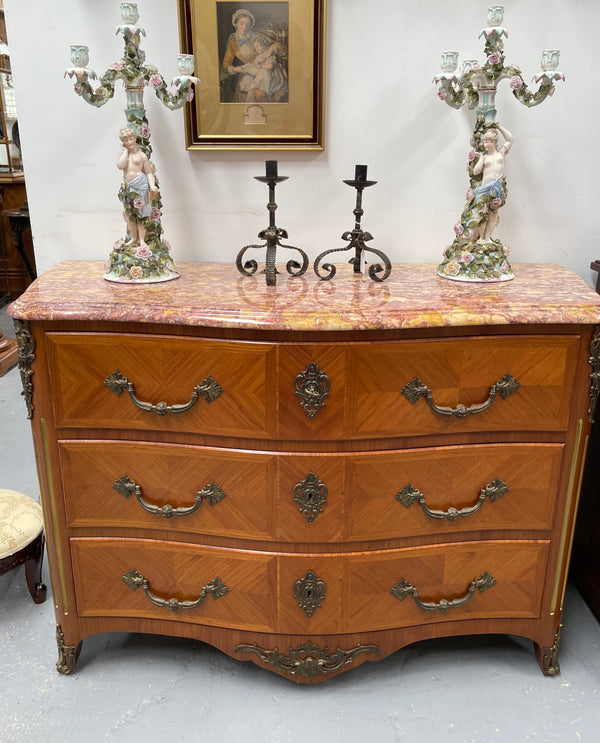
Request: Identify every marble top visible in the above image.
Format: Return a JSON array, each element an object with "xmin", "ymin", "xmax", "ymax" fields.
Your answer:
[{"xmin": 8, "ymin": 261, "xmax": 600, "ymax": 331}]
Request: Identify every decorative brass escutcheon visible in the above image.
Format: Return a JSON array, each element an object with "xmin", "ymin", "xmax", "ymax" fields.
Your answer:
[
  {"xmin": 396, "ymin": 478, "xmax": 509, "ymax": 521},
  {"xmin": 113, "ymin": 475, "xmax": 226, "ymax": 518},
  {"xmin": 401, "ymin": 373, "xmax": 520, "ymax": 418},
  {"xmin": 293, "ymin": 570, "xmax": 326, "ymax": 617},
  {"xmin": 293, "ymin": 472, "xmax": 328, "ymax": 523},
  {"xmin": 14, "ymin": 320, "xmax": 35, "ymax": 419},
  {"xmin": 104, "ymin": 370, "xmax": 223, "ymax": 415},
  {"xmin": 234, "ymin": 641, "xmax": 380, "ymax": 681},
  {"xmin": 391, "ymin": 571, "xmax": 497, "ymax": 613},
  {"xmin": 122, "ymin": 569, "xmax": 229, "ymax": 611},
  {"xmin": 55, "ymin": 624, "xmax": 79, "ymax": 675},
  {"xmin": 294, "ymin": 362, "xmax": 330, "ymax": 418},
  {"xmin": 542, "ymin": 624, "xmax": 562, "ymax": 676},
  {"xmin": 589, "ymin": 327, "xmax": 600, "ymax": 423}
]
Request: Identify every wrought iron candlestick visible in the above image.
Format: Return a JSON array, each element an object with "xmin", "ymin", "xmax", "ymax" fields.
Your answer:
[
  {"xmin": 313, "ymin": 165, "xmax": 391, "ymax": 282},
  {"xmin": 434, "ymin": 6, "xmax": 564, "ymax": 282},
  {"xmin": 236, "ymin": 161, "xmax": 308, "ymax": 287},
  {"xmin": 65, "ymin": 2, "xmax": 200, "ymax": 283}
]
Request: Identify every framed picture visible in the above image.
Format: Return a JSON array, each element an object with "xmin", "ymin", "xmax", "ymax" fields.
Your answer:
[{"xmin": 178, "ymin": 0, "xmax": 326, "ymax": 150}]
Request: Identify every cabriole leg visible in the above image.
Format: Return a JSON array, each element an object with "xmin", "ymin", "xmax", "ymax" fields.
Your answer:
[{"xmin": 56, "ymin": 625, "xmax": 82, "ymax": 675}]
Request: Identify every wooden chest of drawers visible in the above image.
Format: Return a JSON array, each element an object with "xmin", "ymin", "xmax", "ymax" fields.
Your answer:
[{"xmin": 9, "ymin": 261, "xmax": 600, "ymax": 683}]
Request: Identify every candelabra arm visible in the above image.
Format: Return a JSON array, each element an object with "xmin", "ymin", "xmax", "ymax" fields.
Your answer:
[
  {"xmin": 435, "ymin": 75, "xmax": 479, "ymax": 110},
  {"xmin": 511, "ymin": 72, "xmax": 564, "ymax": 108},
  {"xmin": 436, "ymin": 79, "xmax": 467, "ymax": 109},
  {"xmin": 68, "ymin": 68, "xmax": 120, "ymax": 108},
  {"xmin": 152, "ymin": 76, "xmax": 201, "ymax": 111}
]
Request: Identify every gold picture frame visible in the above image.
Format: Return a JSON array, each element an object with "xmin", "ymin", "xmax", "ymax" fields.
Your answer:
[{"xmin": 178, "ymin": 0, "xmax": 326, "ymax": 150}]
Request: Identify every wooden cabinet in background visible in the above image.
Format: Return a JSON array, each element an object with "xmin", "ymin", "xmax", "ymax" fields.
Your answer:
[
  {"xmin": 8, "ymin": 261, "xmax": 600, "ymax": 683},
  {"xmin": 0, "ymin": 18, "xmax": 36, "ymax": 301},
  {"xmin": 0, "ymin": 178, "xmax": 35, "ymax": 299},
  {"xmin": 571, "ymin": 259, "xmax": 600, "ymax": 622}
]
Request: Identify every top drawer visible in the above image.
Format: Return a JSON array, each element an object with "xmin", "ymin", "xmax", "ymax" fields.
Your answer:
[
  {"xmin": 45, "ymin": 333, "xmax": 277, "ymax": 437},
  {"xmin": 45, "ymin": 332, "xmax": 580, "ymax": 439},
  {"xmin": 278, "ymin": 335, "xmax": 580, "ymax": 439}
]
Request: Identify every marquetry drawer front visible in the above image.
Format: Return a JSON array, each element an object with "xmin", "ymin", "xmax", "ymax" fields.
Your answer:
[
  {"xmin": 60, "ymin": 441, "xmax": 564, "ymax": 544},
  {"xmin": 275, "ymin": 443, "xmax": 564, "ymax": 543},
  {"xmin": 59, "ymin": 441, "xmax": 276, "ymax": 541},
  {"xmin": 277, "ymin": 540, "xmax": 549, "ymax": 635},
  {"xmin": 278, "ymin": 335, "xmax": 579, "ymax": 439},
  {"xmin": 344, "ymin": 442, "xmax": 564, "ymax": 541},
  {"xmin": 71, "ymin": 538, "xmax": 548, "ymax": 635},
  {"xmin": 71, "ymin": 538, "xmax": 277, "ymax": 632},
  {"xmin": 45, "ymin": 333, "xmax": 276, "ymax": 437}
]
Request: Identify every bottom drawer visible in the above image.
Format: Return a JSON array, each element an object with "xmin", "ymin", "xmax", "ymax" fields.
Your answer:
[
  {"xmin": 71, "ymin": 538, "xmax": 278, "ymax": 633},
  {"xmin": 71, "ymin": 538, "xmax": 549, "ymax": 635}
]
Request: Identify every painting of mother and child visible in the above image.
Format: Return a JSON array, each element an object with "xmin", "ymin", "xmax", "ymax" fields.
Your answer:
[{"xmin": 218, "ymin": 3, "xmax": 289, "ymax": 104}]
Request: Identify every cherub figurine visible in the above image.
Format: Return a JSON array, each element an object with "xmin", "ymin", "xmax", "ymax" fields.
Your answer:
[
  {"xmin": 437, "ymin": 121, "xmax": 515, "ymax": 282},
  {"xmin": 117, "ymin": 126, "xmax": 157, "ymax": 247},
  {"xmin": 103, "ymin": 126, "xmax": 178, "ymax": 283},
  {"xmin": 472, "ymin": 124, "xmax": 513, "ymax": 241}
]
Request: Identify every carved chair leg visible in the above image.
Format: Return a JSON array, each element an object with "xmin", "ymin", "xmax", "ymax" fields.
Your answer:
[{"xmin": 24, "ymin": 532, "xmax": 47, "ymax": 604}]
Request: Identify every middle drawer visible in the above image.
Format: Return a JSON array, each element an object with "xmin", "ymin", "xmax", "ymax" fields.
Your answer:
[{"xmin": 60, "ymin": 440, "xmax": 563, "ymax": 542}]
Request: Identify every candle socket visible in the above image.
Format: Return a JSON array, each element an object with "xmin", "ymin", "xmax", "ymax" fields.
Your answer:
[
  {"xmin": 355, "ymin": 164, "xmax": 367, "ymax": 182},
  {"xmin": 236, "ymin": 168, "xmax": 308, "ymax": 286}
]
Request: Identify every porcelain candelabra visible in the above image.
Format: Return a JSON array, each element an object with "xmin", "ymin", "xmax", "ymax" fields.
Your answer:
[
  {"xmin": 65, "ymin": 2, "xmax": 200, "ymax": 283},
  {"xmin": 434, "ymin": 6, "xmax": 564, "ymax": 282}
]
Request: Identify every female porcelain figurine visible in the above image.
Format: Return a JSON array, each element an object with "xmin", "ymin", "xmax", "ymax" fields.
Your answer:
[
  {"xmin": 117, "ymin": 126, "xmax": 157, "ymax": 247},
  {"xmin": 437, "ymin": 122, "xmax": 515, "ymax": 282},
  {"xmin": 472, "ymin": 124, "xmax": 513, "ymax": 241}
]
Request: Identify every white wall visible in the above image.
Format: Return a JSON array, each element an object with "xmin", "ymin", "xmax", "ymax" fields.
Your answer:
[{"xmin": 4, "ymin": 0, "xmax": 598, "ymax": 285}]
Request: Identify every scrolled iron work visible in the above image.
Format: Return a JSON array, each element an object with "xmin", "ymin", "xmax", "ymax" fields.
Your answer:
[
  {"xmin": 396, "ymin": 478, "xmax": 509, "ymax": 521},
  {"xmin": 294, "ymin": 362, "xmax": 330, "ymax": 418},
  {"xmin": 391, "ymin": 571, "xmax": 497, "ymax": 613},
  {"xmin": 122, "ymin": 569, "xmax": 229, "ymax": 612},
  {"xmin": 401, "ymin": 373, "xmax": 520, "ymax": 418},
  {"xmin": 113, "ymin": 475, "xmax": 226, "ymax": 518},
  {"xmin": 293, "ymin": 472, "xmax": 328, "ymax": 523},
  {"xmin": 313, "ymin": 166, "xmax": 391, "ymax": 283},
  {"xmin": 13, "ymin": 319, "xmax": 35, "ymax": 419},
  {"xmin": 104, "ymin": 370, "xmax": 223, "ymax": 415},
  {"xmin": 293, "ymin": 570, "xmax": 326, "ymax": 618},
  {"xmin": 588, "ymin": 327, "xmax": 600, "ymax": 423},
  {"xmin": 236, "ymin": 168, "xmax": 308, "ymax": 287},
  {"xmin": 234, "ymin": 641, "xmax": 380, "ymax": 681}
]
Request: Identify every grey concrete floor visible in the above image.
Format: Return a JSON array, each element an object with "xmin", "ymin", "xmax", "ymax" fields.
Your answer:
[{"xmin": 1, "ymin": 306, "xmax": 600, "ymax": 743}]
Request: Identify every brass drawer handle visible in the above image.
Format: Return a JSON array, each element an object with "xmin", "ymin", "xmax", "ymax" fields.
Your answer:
[
  {"xmin": 401, "ymin": 373, "xmax": 520, "ymax": 418},
  {"xmin": 396, "ymin": 478, "xmax": 509, "ymax": 521},
  {"xmin": 122, "ymin": 569, "xmax": 229, "ymax": 612},
  {"xmin": 391, "ymin": 571, "xmax": 496, "ymax": 613},
  {"xmin": 113, "ymin": 475, "xmax": 226, "ymax": 518},
  {"xmin": 104, "ymin": 370, "xmax": 224, "ymax": 415}
]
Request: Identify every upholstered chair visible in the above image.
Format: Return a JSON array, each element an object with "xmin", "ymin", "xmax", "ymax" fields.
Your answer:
[{"xmin": 0, "ymin": 489, "xmax": 47, "ymax": 603}]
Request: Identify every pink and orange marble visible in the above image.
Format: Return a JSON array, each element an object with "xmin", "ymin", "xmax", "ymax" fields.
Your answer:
[{"xmin": 8, "ymin": 261, "xmax": 600, "ymax": 330}]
